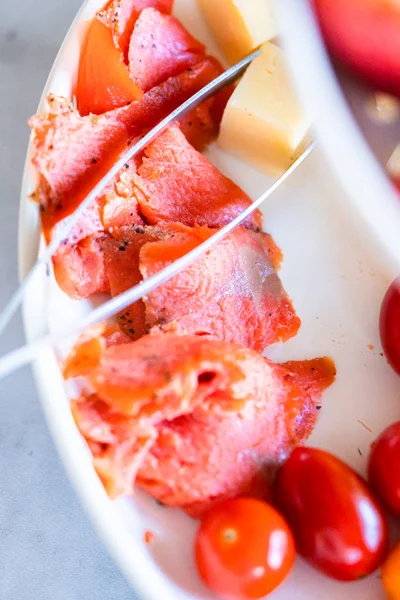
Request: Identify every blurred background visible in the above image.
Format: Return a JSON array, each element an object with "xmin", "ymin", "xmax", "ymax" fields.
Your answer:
[{"xmin": 0, "ymin": 1, "xmax": 134, "ymax": 598}]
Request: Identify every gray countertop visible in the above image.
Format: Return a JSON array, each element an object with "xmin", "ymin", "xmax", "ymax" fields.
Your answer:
[{"xmin": 0, "ymin": 2, "xmax": 135, "ymax": 598}]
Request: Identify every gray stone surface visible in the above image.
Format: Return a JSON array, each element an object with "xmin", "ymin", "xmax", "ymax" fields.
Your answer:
[{"xmin": 0, "ymin": 2, "xmax": 135, "ymax": 599}]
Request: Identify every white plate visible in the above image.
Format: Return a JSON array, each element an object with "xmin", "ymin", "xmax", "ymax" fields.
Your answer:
[
  {"xmin": 19, "ymin": 1, "xmax": 400, "ymax": 599},
  {"xmin": 276, "ymin": 0, "xmax": 400, "ymax": 273}
]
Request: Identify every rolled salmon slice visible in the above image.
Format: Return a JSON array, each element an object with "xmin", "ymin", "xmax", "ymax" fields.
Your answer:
[{"xmin": 68, "ymin": 333, "xmax": 335, "ymax": 516}]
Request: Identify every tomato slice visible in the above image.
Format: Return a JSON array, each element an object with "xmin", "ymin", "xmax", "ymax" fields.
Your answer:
[
  {"xmin": 195, "ymin": 497, "xmax": 295, "ymax": 600},
  {"xmin": 379, "ymin": 278, "xmax": 400, "ymax": 376},
  {"xmin": 76, "ymin": 17, "xmax": 143, "ymax": 116}
]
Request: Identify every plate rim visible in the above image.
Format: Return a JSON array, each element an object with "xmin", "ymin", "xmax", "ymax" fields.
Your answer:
[{"xmin": 18, "ymin": 2, "xmax": 202, "ymax": 599}]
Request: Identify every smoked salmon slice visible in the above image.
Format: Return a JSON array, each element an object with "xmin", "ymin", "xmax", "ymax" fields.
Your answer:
[
  {"xmin": 30, "ymin": 58, "xmax": 224, "ymax": 233},
  {"xmin": 102, "ymin": 226, "xmax": 161, "ymax": 339},
  {"xmin": 68, "ymin": 333, "xmax": 335, "ymax": 516},
  {"xmin": 52, "ymin": 233, "xmax": 110, "ymax": 300},
  {"xmin": 76, "ymin": 17, "xmax": 143, "ymax": 117},
  {"xmin": 50, "ymin": 158, "xmax": 144, "ymax": 299},
  {"xmin": 140, "ymin": 223, "xmax": 299, "ymax": 350},
  {"xmin": 98, "ymin": 223, "xmax": 298, "ymax": 350},
  {"xmin": 98, "ymin": 0, "xmax": 173, "ymax": 60},
  {"xmin": 132, "ymin": 126, "xmax": 263, "ymax": 230},
  {"xmin": 128, "ymin": 8, "xmax": 206, "ymax": 92}
]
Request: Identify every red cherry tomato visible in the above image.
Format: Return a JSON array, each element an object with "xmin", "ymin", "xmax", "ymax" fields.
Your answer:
[
  {"xmin": 380, "ymin": 278, "xmax": 400, "ymax": 376},
  {"xmin": 275, "ymin": 447, "xmax": 389, "ymax": 581},
  {"xmin": 313, "ymin": 0, "xmax": 400, "ymax": 98},
  {"xmin": 76, "ymin": 17, "xmax": 142, "ymax": 116},
  {"xmin": 195, "ymin": 497, "xmax": 295, "ymax": 600},
  {"xmin": 368, "ymin": 421, "xmax": 400, "ymax": 517}
]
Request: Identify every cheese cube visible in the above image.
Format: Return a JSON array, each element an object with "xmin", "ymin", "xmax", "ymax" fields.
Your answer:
[
  {"xmin": 218, "ymin": 42, "xmax": 310, "ymax": 176},
  {"xmin": 198, "ymin": 0, "xmax": 278, "ymax": 64}
]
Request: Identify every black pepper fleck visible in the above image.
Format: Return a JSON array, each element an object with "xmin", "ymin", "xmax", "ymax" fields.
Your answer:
[
  {"xmin": 316, "ymin": 406, "xmax": 321, "ymax": 410},
  {"xmin": 119, "ymin": 246, "xmax": 126, "ymax": 251},
  {"xmin": 92, "ymin": 158, "xmax": 97, "ymax": 164}
]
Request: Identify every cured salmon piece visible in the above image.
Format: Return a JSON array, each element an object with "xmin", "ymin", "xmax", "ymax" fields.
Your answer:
[
  {"xmin": 98, "ymin": 0, "xmax": 173, "ymax": 60},
  {"xmin": 76, "ymin": 18, "xmax": 143, "ymax": 117},
  {"xmin": 52, "ymin": 233, "xmax": 110, "ymax": 300},
  {"xmin": 30, "ymin": 58, "xmax": 223, "ymax": 233},
  {"xmin": 178, "ymin": 84, "xmax": 234, "ymax": 152},
  {"xmin": 132, "ymin": 126, "xmax": 262, "ymax": 230},
  {"xmin": 101, "ymin": 157, "xmax": 145, "ymax": 231},
  {"xmin": 140, "ymin": 224, "xmax": 300, "ymax": 351},
  {"xmin": 50, "ymin": 159, "xmax": 144, "ymax": 299},
  {"xmin": 102, "ymin": 226, "xmax": 162, "ymax": 338},
  {"xmin": 279, "ymin": 358, "xmax": 337, "ymax": 441},
  {"xmin": 50, "ymin": 195, "xmax": 107, "ymax": 299},
  {"xmin": 178, "ymin": 100, "xmax": 219, "ymax": 152},
  {"xmin": 128, "ymin": 8, "xmax": 205, "ymax": 93},
  {"xmin": 69, "ymin": 334, "xmax": 335, "ymax": 515},
  {"xmin": 98, "ymin": 223, "xmax": 292, "ymax": 349},
  {"xmin": 63, "ymin": 323, "xmax": 131, "ymax": 379}
]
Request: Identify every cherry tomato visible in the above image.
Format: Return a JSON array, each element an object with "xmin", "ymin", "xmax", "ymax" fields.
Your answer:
[
  {"xmin": 368, "ymin": 421, "xmax": 400, "ymax": 517},
  {"xmin": 275, "ymin": 447, "xmax": 389, "ymax": 581},
  {"xmin": 195, "ymin": 497, "xmax": 295, "ymax": 600},
  {"xmin": 382, "ymin": 542, "xmax": 400, "ymax": 600},
  {"xmin": 76, "ymin": 17, "xmax": 142, "ymax": 116},
  {"xmin": 313, "ymin": 0, "xmax": 400, "ymax": 98},
  {"xmin": 380, "ymin": 278, "xmax": 400, "ymax": 376}
]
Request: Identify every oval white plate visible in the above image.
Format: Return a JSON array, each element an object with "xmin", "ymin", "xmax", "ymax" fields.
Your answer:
[{"xmin": 19, "ymin": 1, "xmax": 400, "ymax": 599}]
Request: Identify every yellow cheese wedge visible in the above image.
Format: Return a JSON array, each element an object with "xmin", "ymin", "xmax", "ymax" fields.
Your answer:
[
  {"xmin": 198, "ymin": 0, "xmax": 278, "ymax": 64},
  {"xmin": 218, "ymin": 42, "xmax": 310, "ymax": 176}
]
